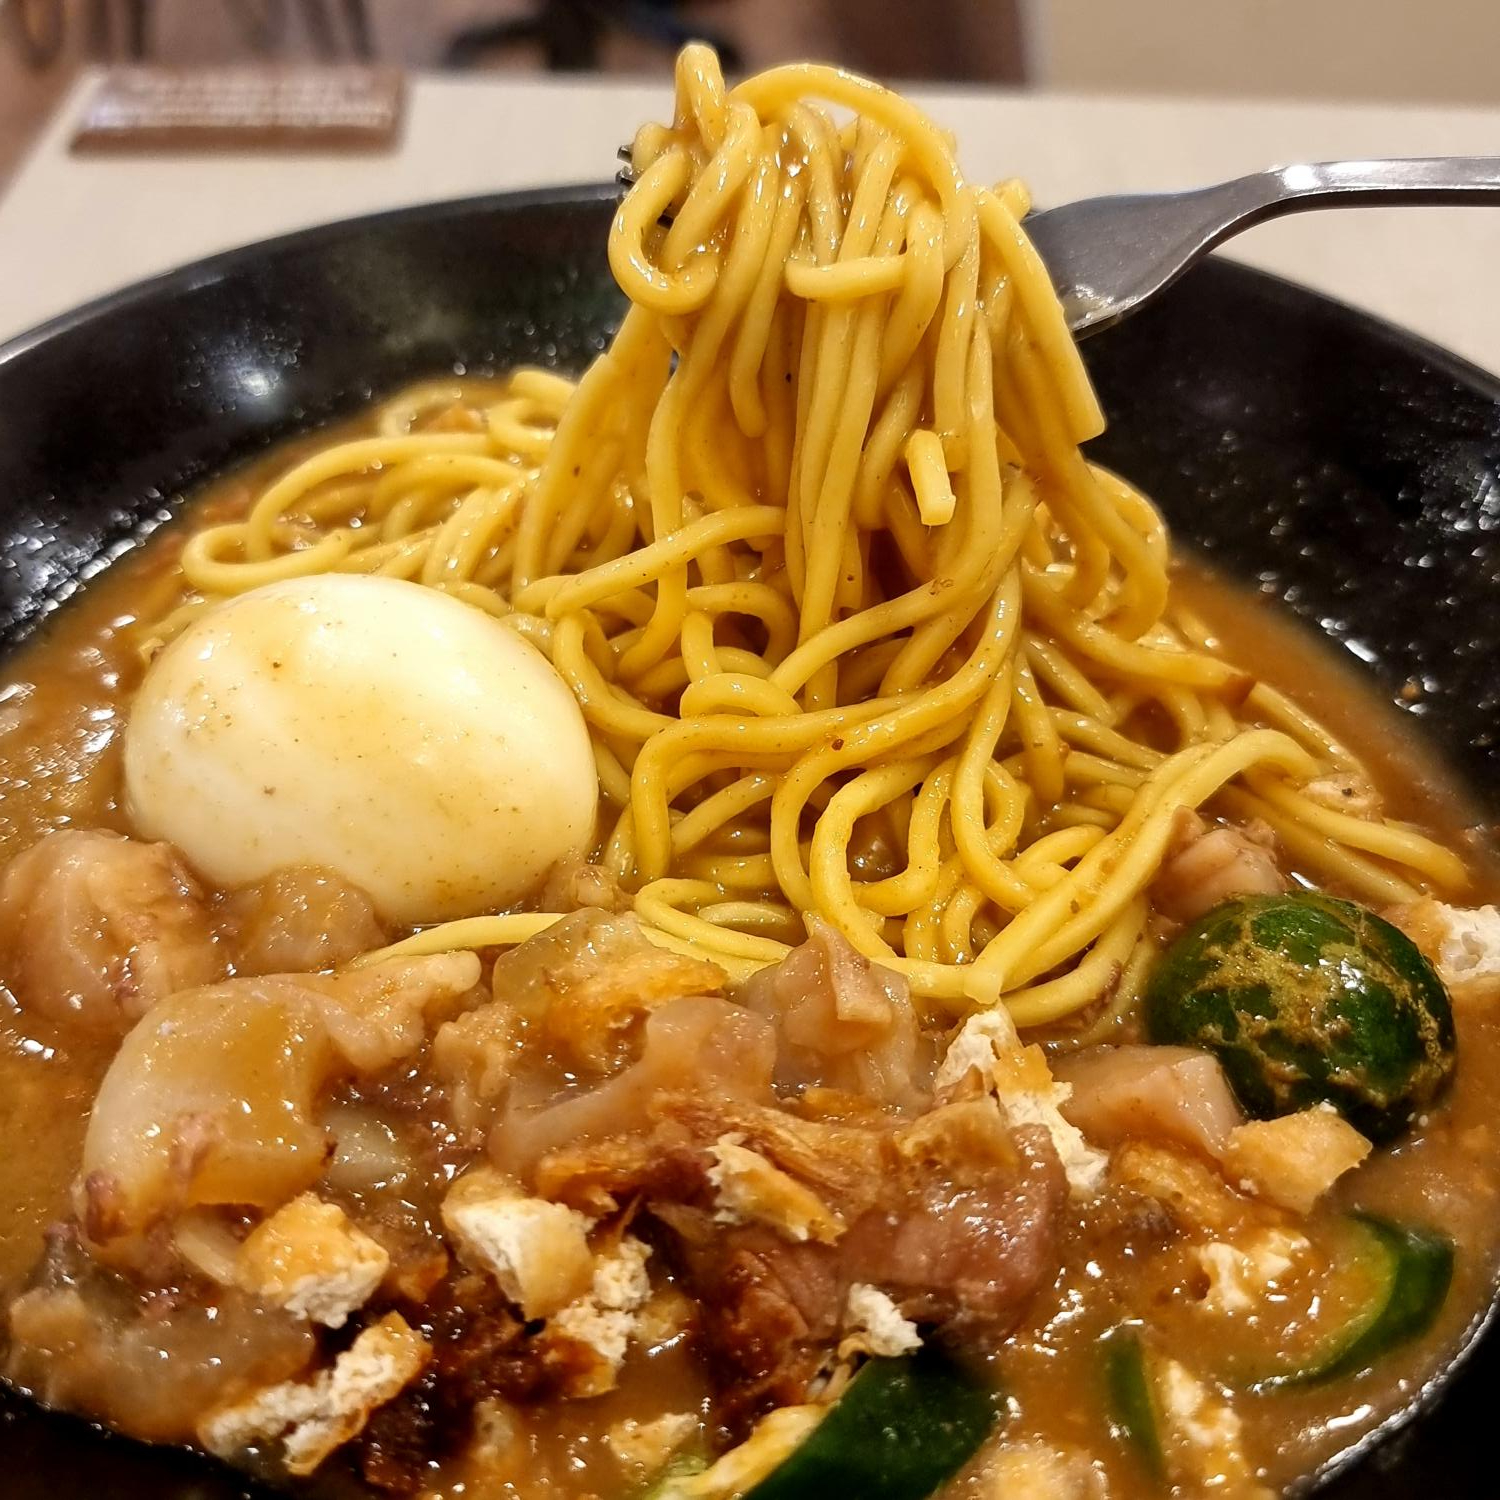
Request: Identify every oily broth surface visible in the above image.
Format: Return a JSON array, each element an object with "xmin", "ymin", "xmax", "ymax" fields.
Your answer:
[
  {"xmin": 0, "ymin": 405, "xmax": 1497, "ymax": 1495},
  {"xmin": 991, "ymin": 569, "xmax": 1500, "ymax": 1492}
]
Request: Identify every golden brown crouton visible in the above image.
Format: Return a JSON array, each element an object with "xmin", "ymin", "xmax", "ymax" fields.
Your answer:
[
  {"xmin": 708, "ymin": 1133, "xmax": 844, "ymax": 1244},
  {"xmin": 1192, "ymin": 1227, "xmax": 1309, "ymax": 1314},
  {"xmin": 1111, "ymin": 1141, "xmax": 1256, "ymax": 1234},
  {"xmin": 1387, "ymin": 898, "xmax": 1500, "ymax": 1002},
  {"xmin": 545, "ymin": 1236, "xmax": 654, "ymax": 1397},
  {"xmin": 1221, "ymin": 1107, "xmax": 1371, "ymax": 1215},
  {"xmin": 199, "ymin": 1312, "xmax": 428, "ymax": 1476},
  {"xmin": 840, "ymin": 1283, "xmax": 922, "ymax": 1359},
  {"xmin": 236, "ymin": 1194, "xmax": 389, "ymax": 1329},
  {"xmin": 937, "ymin": 1011, "xmax": 1108, "ymax": 1196},
  {"xmin": 441, "ymin": 1166, "xmax": 595, "ymax": 1318}
]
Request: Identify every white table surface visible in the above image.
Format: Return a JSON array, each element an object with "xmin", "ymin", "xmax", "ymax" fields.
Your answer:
[{"xmin": 1, "ymin": 70, "xmax": 1499, "ymax": 373}]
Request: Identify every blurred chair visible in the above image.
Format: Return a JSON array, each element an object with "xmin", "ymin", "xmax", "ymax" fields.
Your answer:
[{"xmin": 442, "ymin": 0, "xmax": 742, "ymax": 72}]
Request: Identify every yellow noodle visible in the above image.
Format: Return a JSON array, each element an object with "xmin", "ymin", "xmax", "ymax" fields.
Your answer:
[{"xmin": 139, "ymin": 44, "xmax": 1467, "ymax": 1021}]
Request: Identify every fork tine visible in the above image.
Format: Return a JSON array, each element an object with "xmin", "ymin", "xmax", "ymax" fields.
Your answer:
[{"xmin": 615, "ymin": 141, "xmax": 678, "ymax": 225}]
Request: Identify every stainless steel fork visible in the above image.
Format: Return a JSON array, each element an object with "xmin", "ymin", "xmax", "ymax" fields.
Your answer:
[
  {"xmin": 1026, "ymin": 157, "xmax": 1500, "ymax": 335},
  {"xmin": 617, "ymin": 151, "xmax": 1500, "ymax": 336}
]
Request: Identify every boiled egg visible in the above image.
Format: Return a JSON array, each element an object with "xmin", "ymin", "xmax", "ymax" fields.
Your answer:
[{"xmin": 124, "ymin": 574, "xmax": 598, "ymax": 924}]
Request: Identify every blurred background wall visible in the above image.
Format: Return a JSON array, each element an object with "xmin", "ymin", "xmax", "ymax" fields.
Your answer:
[
  {"xmin": 1026, "ymin": 0, "xmax": 1500, "ymax": 105},
  {"xmin": 3, "ymin": 0, "xmax": 1495, "ymax": 185},
  {"xmin": 8, "ymin": 0, "xmax": 1498, "ymax": 94}
]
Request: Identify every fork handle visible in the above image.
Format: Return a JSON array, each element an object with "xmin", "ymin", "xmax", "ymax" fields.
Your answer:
[{"xmin": 1254, "ymin": 157, "xmax": 1500, "ymax": 213}]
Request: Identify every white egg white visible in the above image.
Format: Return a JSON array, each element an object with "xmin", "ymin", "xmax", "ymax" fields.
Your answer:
[{"xmin": 124, "ymin": 574, "xmax": 598, "ymax": 923}]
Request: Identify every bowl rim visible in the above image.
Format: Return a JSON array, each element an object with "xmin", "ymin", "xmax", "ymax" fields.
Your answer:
[
  {"xmin": 0, "ymin": 181, "xmax": 621, "ymax": 372},
  {"xmin": 2, "ymin": 179, "xmax": 1499, "ymax": 407}
]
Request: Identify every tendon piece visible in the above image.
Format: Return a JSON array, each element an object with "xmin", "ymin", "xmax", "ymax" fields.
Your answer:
[
  {"xmin": 79, "ymin": 952, "xmax": 480, "ymax": 1241},
  {"xmin": 492, "ymin": 907, "xmax": 728, "ymax": 1072},
  {"xmin": 199, "ymin": 1311, "xmax": 430, "ymax": 1476},
  {"xmin": 5, "ymin": 1226, "xmax": 315, "ymax": 1445},
  {"xmin": 540, "ymin": 857, "xmax": 630, "ymax": 914},
  {"xmin": 432, "ymin": 1002, "xmax": 520, "ymax": 1138},
  {"xmin": 741, "ymin": 917, "xmax": 932, "ymax": 1111},
  {"xmin": 0, "ymin": 828, "xmax": 222, "ymax": 1034},
  {"xmin": 1152, "ymin": 809, "xmax": 1286, "ymax": 926},
  {"xmin": 235, "ymin": 1193, "xmax": 390, "ymax": 1329},
  {"xmin": 319, "ymin": 1102, "xmax": 422, "ymax": 1200},
  {"xmin": 441, "ymin": 1165, "xmax": 596, "ymax": 1318},
  {"xmin": 173, "ymin": 1208, "xmax": 247, "ymax": 1285},
  {"xmin": 218, "ymin": 865, "xmax": 387, "ymax": 976},
  {"xmin": 1055, "ymin": 1044, "xmax": 1245, "ymax": 1160},
  {"xmin": 493, "ymin": 996, "xmax": 777, "ymax": 1177},
  {"xmin": 314, "ymin": 953, "xmax": 483, "ymax": 1071},
  {"xmin": 1221, "ymin": 1106, "xmax": 1373, "ymax": 1215}
]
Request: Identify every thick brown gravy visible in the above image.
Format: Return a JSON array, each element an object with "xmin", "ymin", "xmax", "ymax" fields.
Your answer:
[{"xmin": 1, "ymin": 421, "xmax": 1499, "ymax": 1499}]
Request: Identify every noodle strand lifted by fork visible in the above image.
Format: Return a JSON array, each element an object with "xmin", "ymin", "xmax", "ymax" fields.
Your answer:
[{"xmin": 147, "ymin": 45, "xmax": 1467, "ymax": 1017}]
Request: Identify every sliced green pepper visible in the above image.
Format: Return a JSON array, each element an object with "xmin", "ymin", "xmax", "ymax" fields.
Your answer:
[
  {"xmin": 742, "ymin": 1350, "xmax": 998, "ymax": 1500},
  {"xmin": 638, "ymin": 1450, "xmax": 709, "ymax": 1499},
  {"xmin": 1101, "ymin": 1325, "xmax": 1166, "ymax": 1481},
  {"xmin": 1258, "ymin": 1213, "xmax": 1453, "ymax": 1388}
]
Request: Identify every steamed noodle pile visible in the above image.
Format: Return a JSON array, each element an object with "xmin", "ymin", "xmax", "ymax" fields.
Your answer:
[{"xmin": 138, "ymin": 46, "xmax": 1466, "ymax": 1024}]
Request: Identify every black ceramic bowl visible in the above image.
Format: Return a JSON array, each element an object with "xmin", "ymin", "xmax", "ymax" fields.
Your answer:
[{"xmin": 0, "ymin": 184, "xmax": 1497, "ymax": 1500}]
